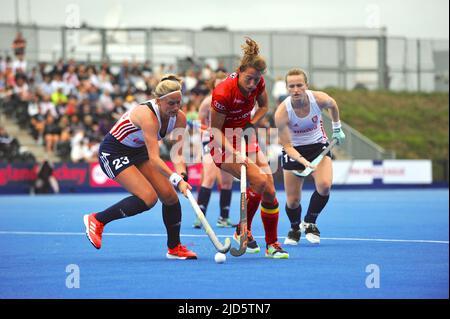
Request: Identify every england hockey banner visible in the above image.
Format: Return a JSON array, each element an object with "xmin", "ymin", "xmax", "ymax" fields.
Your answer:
[{"xmin": 332, "ymin": 160, "xmax": 432, "ymax": 185}]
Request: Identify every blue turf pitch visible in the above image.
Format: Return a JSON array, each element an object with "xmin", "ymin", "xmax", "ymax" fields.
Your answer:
[{"xmin": 0, "ymin": 189, "xmax": 448, "ymax": 299}]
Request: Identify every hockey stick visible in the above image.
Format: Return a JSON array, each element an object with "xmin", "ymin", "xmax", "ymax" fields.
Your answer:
[
  {"xmin": 292, "ymin": 139, "xmax": 338, "ymax": 177},
  {"xmin": 230, "ymin": 137, "xmax": 248, "ymax": 257},
  {"xmin": 186, "ymin": 189, "xmax": 231, "ymax": 253}
]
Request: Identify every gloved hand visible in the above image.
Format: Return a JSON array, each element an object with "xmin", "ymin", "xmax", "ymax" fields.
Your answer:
[{"xmin": 332, "ymin": 126, "xmax": 346, "ymax": 145}]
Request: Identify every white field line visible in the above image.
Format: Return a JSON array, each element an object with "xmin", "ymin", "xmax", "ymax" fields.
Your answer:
[{"xmin": 0, "ymin": 230, "xmax": 448, "ymax": 244}]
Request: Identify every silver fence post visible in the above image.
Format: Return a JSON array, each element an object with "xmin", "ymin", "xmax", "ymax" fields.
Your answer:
[
  {"xmin": 61, "ymin": 27, "xmax": 66, "ymax": 61},
  {"xmin": 101, "ymin": 28, "xmax": 107, "ymax": 62},
  {"xmin": 146, "ymin": 28, "xmax": 153, "ymax": 65},
  {"xmin": 417, "ymin": 39, "xmax": 421, "ymax": 91},
  {"xmin": 339, "ymin": 36, "xmax": 346, "ymax": 89},
  {"xmin": 308, "ymin": 35, "xmax": 313, "ymax": 85},
  {"xmin": 378, "ymin": 34, "xmax": 388, "ymax": 90}
]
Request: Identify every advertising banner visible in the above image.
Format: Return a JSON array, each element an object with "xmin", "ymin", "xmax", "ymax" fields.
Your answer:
[{"xmin": 333, "ymin": 160, "xmax": 432, "ymax": 185}]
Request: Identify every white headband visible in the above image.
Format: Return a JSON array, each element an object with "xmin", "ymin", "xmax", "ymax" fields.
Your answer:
[{"xmin": 159, "ymin": 90, "xmax": 182, "ymax": 99}]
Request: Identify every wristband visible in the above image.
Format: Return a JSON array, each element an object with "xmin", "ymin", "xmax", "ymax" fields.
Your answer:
[
  {"xmin": 169, "ymin": 173, "xmax": 183, "ymax": 187},
  {"xmin": 332, "ymin": 121, "xmax": 342, "ymax": 130}
]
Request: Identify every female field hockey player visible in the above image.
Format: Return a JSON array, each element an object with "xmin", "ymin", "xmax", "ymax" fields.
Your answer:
[
  {"xmin": 274, "ymin": 68, "xmax": 346, "ymax": 245},
  {"xmin": 84, "ymin": 74, "xmax": 197, "ymax": 260},
  {"xmin": 193, "ymin": 71, "xmax": 236, "ymax": 229},
  {"xmin": 209, "ymin": 37, "xmax": 289, "ymax": 259}
]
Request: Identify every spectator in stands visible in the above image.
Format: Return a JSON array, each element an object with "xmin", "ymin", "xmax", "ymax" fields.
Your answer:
[
  {"xmin": 11, "ymin": 32, "xmax": 26, "ymax": 59},
  {"xmin": 28, "ymin": 97, "xmax": 46, "ymax": 143},
  {"xmin": 52, "ymin": 58, "xmax": 65, "ymax": 76},
  {"xmin": 0, "ymin": 69, "xmax": 5, "ymax": 97},
  {"xmin": 30, "ymin": 160, "xmax": 60, "ymax": 194},
  {"xmin": 38, "ymin": 73, "xmax": 54, "ymax": 96},
  {"xmin": 63, "ymin": 64, "xmax": 80, "ymax": 94},
  {"xmin": 0, "ymin": 56, "xmax": 5, "ymax": 73},
  {"xmin": 123, "ymin": 94, "xmax": 138, "ymax": 111},
  {"xmin": 12, "ymin": 73, "xmax": 30, "ymax": 126},
  {"xmin": 86, "ymin": 65, "xmax": 99, "ymax": 88},
  {"xmin": 28, "ymin": 66, "xmax": 42, "ymax": 89},
  {"xmin": 70, "ymin": 130, "xmax": 95, "ymax": 162},
  {"xmin": 40, "ymin": 94, "xmax": 57, "ymax": 118},
  {"xmin": 142, "ymin": 60, "xmax": 153, "ymax": 74},
  {"xmin": 12, "ymin": 54, "xmax": 27, "ymax": 75},
  {"xmin": 99, "ymin": 89, "xmax": 114, "ymax": 111},
  {"xmin": 51, "ymin": 87, "xmax": 68, "ymax": 107},
  {"xmin": 111, "ymin": 96, "xmax": 126, "ymax": 121},
  {"xmin": 183, "ymin": 69, "xmax": 198, "ymax": 93},
  {"xmin": 87, "ymin": 85, "xmax": 100, "ymax": 106},
  {"xmin": 215, "ymin": 60, "xmax": 227, "ymax": 73},
  {"xmin": 55, "ymin": 115, "xmax": 72, "ymax": 160},
  {"xmin": 4, "ymin": 56, "xmax": 13, "ymax": 74},
  {"xmin": 100, "ymin": 60, "xmax": 111, "ymax": 75},
  {"xmin": 79, "ymin": 98, "xmax": 93, "ymax": 119},
  {"xmin": 43, "ymin": 113, "xmax": 61, "ymax": 154},
  {"xmin": 201, "ymin": 64, "xmax": 213, "ymax": 81},
  {"xmin": 0, "ymin": 126, "xmax": 20, "ymax": 162},
  {"xmin": 13, "ymin": 73, "xmax": 30, "ymax": 100},
  {"xmin": 98, "ymin": 68, "xmax": 114, "ymax": 93},
  {"xmin": 64, "ymin": 95, "xmax": 78, "ymax": 116},
  {"xmin": 50, "ymin": 72, "xmax": 65, "ymax": 94},
  {"xmin": 185, "ymin": 100, "xmax": 199, "ymax": 122},
  {"xmin": 69, "ymin": 114, "xmax": 84, "ymax": 133},
  {"xmin": 272, "ymin": 76, "xmax": 288, "ymax": 104}
]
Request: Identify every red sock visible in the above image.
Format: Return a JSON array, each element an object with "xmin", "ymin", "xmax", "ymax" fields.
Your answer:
[
  {"xmin": 237, "ymin": 188, "xmax": 261, "ymax": 233},
  {"xmin": 261, "ymin": 198, "xmax": 279, "ymax": 245},
  {"xmin": 246, "ymin": 188, "xmax": 261, "ymax": 231}
]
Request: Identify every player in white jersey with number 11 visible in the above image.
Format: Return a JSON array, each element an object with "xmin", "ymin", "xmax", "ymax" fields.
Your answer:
[{"xmin": 274, "ymin": 68, "xmax": 346, "ymax": 245}]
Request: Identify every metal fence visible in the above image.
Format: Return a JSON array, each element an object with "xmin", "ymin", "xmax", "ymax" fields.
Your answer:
[
  {"xmin": 0, "ymin": 23, "xmax": 446, "ymax": 161},
  {"xmin": 1, "ymin": 23, "xmax": 448, "ymax": 92}
]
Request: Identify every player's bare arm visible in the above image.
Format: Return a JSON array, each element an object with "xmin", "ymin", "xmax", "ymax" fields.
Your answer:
[
  {"xmin": 251, "ymin": 90, "xmax": 269, "ymax": 124},
  {"xmin": 170, "ymin": 111, "xmax": 188, "ymax": 176},
  {"xmin": 274, "ymin": 103, "xmax": 314, "ymax": 169},
  {"xmin": 198, "ymin": 95, "xmax": 211, "ymax": 126},
  {"xmin": 313, "ymin": 91, "xmax": 341, "ymax": 122}
]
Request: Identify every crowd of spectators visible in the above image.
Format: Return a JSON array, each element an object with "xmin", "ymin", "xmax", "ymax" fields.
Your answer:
[
  {"xmin": 0, "ymin": 37, "xmax": 219, "ymax": 163},
  {"xmin": 1, "ymin": 32, "xmax": 287, "ymax": 165}
]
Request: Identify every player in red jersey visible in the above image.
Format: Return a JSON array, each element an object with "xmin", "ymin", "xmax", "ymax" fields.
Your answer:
[
  {"xmin": 209, "ymin": 37, "xmax": 289, "ymax": 258},
  {"xmin": 193, "ymin": 71, "xmax": 236, "ymax": 229}
]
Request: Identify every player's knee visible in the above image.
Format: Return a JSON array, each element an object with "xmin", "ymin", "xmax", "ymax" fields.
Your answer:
[
  {"xmin": 262, "ymin": 180, "xmax": 276, "ymax": 202},
  {"xmin": 202, "ymin": 176, "xmax": 216, "ymax": 188},
  {"xmin": 142, "ymin": 193, "xmax": 158, "ymax": 208},
  {"xmin": 287, "ymin": 198, "xmax": 301, "ymax": 208},
  {"xmin": 221, "ymin": 179, "xmax": 233, "ymax": 189},
  {"xmin": 316, "ymin": 182, "xmax": 331, "ymax": 196},
  {"xmin": 161, "ymin": 193, "xmax": 179, "ymax": 206},
  {"xmin": 253, "ymin": 175, "xmax": 267, "ymax": 194}
]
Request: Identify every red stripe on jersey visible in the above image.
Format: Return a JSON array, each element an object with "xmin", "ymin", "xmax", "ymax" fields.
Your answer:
[
  {"xmin": 117, "ymin": 128, "xmax": 141, "ymax": 141},
  {"xmin": 112, "ymin": 123, "xmax": 134, "ymax": 139},
  {"xmin": 113, "ymin": 124, "xmax": 136, "ymax": 140},
  {"xmin": 110, "ymin": 119, "xmax": 131, "ymax": 135}
]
